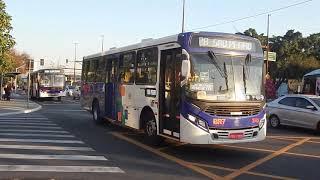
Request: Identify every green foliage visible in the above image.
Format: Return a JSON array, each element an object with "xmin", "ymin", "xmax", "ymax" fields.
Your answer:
[
  {"xmin": 0, "ymin": 0, "xmax": 15, "ymax": 73},
  {"xmin": 240, "ymin": 28, "xmax": 320, "ymax": 89}
]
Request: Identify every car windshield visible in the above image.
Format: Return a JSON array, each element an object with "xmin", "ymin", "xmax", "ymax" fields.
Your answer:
[
  {"xmin": 185, "ymin": 53, "xmax": 264, "ymax": 101},
  {"xmin": 310, "ymin": 98, "xmax": 320, "ymax": 106}
]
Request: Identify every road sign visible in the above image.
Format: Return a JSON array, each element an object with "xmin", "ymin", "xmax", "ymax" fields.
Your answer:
[{"xmin": 264, "ymin": 51, "xmax": 276, "ymax": 61}]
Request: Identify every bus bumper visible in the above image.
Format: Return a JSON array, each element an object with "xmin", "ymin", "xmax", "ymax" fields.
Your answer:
[{"xmin": 180, "ymin": 115, "xmax": 267, "ymax": 144}]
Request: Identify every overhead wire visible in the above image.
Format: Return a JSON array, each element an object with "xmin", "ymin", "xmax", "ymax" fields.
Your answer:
[{"xmin": 188, "ymin": 0, "xmax": 313, "ymax": 31}]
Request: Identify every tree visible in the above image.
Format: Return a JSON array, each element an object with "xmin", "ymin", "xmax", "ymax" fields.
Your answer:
[{"xmin": 0, "ymin": 0, "xmax": 15, "ymax": 73}]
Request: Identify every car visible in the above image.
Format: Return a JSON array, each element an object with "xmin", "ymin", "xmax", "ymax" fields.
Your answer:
[
  {"xmin": 267, "ymin": 94, "xmax": 320, "ymax": 131},
  {"xmin": 65, "ymin": 86, "xmax": 75, "ymax": 96},
  {"xmin": 72, "ymin": 86, "xmax": 81, "ymax": 100}
]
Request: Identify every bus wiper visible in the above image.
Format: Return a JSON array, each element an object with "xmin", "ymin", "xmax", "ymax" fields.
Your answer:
[
  {"xmin": 243, "ymin": 54, "xmax": 251, "ymax": 94},
  {"xmin": 208, "ymin": 50, "xmax": 228, "ymax": 90}
]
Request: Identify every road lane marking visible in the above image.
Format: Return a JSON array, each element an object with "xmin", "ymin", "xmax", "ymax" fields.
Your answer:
[
  {"xmin": 219, "ymin": 144, "xmax": 276, "ymax": 153},
  {"xmin": 0, "ymin": 122, "xmax": 57, "ymax": 126},
  {"xmin": 0, "ymin": 117, "xmax": 48, "ymax": 120},
  {"xmin": 157, "ymin": 142, "xmax": 188, "ymax": 151},
  {"xmin": 285, "ymin": 152, "xmax": 320, "ymax": 159},
  {"xmin": 0, "ymin": 144, "xmax": 94, "ymax": 151},
  {"xmin": 190, "ymin": 162, "xmax": 297, "ymax": 180},
  {"xmin": 0, "ymin": 120, "xmax": 53, "ymax": 123},
  {"xmin": 267, "ymin": 136, "xmax": 299, "ymax": 142},
  {"xmin": 0, "ymin": 154, "xmax": 107, "ymax": 160},
  {"xmin": 0, "ymin": 129, "xmax": 68, "ymax": 133},
  {"xmin": 0, "ymin": 133, "xmax": 74, "ymax": 138},
  {"xmin": 0, "ymin": 165, "xmax": 124, "ymax": 173},
  {"xmin": 269, "ymin": 135, "xmax": 320, "ymax": 140},
  {"xmin": 225, "ymin": 138, "xmax": 310, "ymax": 179},
  {"xmin": 0, "ymin": 138, "xmax": 85, "ymax": 144},
  {"xmin": 111, "ymin": 132, "xmax": 223, "ymax": 180},
  {"xmin": 0, "ymin": 125, "xmax": 62, "ymax": 129},
  {"xmin": 308, "ymin": 140, "xmax": 320, "ymax": 144}
]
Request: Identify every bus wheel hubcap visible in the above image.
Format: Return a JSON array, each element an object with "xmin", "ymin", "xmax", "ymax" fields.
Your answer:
[{"xmin": 146, "ymin": 120, "xmax": 156, "ymax": 136}]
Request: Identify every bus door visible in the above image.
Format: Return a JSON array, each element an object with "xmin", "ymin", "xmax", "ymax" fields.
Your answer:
[
  {"xmin": 159, "ymin": 48, "xmax": 181, "ymax": 139},
  {"xmin": 105, "ymin": 56, "xmax": 118, "ymax": 120}
]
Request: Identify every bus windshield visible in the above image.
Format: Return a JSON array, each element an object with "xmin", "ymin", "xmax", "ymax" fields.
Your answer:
[
  {"xmin": 186, "ymin": 52, "xmax": 264, "ymax": 101},
  {"xmin": 40, "ymin": 74, "xmax": 65, "ymax": 88}
]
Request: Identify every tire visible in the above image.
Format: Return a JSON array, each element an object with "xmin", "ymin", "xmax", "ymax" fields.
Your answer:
[
  {"xmin": 144, "ymin": 114, "xmax": 163, "ymax": 145},
  {"xmin": 92, "ymin": 101, "xmax": 104, "ymax": 124},
  {"xmin": 57, "ymin": 97, "xmax": 62, "ymax": 101},
  {"xmin": 269, "ymin": 115, "xmax": 280, "ymax": 128}
]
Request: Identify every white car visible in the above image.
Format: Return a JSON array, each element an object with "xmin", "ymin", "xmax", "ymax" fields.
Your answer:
[
  {"xmin": 72, "ymin": 86, "xmax": 81, "ymax": 100},
  {"xmin": 267, "ymin": 94, "xmax": 320, "ymax": 131},
  {"xmin": 65, "ymin": 86, "xmax": 75, "ymax": 96}
]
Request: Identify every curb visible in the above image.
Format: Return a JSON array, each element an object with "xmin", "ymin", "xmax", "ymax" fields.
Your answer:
[{"xmin": 0, "ymin": 101, "xmax": 42, "ymax": 116}]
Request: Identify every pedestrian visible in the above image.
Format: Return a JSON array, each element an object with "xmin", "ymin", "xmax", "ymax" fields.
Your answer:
[{"xmin": 4, "ymin": 84, "xmax": 11, "ymax": 101}]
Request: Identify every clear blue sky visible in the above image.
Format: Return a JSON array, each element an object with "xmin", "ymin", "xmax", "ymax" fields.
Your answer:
[{"xmin": 4, "ymin": 0, "xmax": 319, "ymax": 70}]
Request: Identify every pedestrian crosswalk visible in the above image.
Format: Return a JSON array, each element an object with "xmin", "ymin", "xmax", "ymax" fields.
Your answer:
[{"xmin": 0, "ymin": 115, "xmax": 125, "ymax": 174}]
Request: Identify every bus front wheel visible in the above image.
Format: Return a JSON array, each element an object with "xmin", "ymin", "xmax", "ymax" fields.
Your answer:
[{"xmin": 144, "ymin": 114, "xmax": 163, "ymax": 145}]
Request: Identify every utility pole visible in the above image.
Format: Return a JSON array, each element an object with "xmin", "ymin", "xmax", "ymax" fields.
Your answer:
[
  {"xmin": 27, "ymin": 59, "xmax": 32, "ymax": 109},
  {"xmin": 181, "ymin": 0, "xmax": 185, "ymax": 33},
  {"xmin": 74, "ymin": 42, "xmax": 78, "ymax": 84},
  {"xmin": 266, "ymin": 14, "xmax": 271, "ymax": 75},
  {"xmin": 101, "ymin": 35, "xmax": 104, "ymax": 52}
]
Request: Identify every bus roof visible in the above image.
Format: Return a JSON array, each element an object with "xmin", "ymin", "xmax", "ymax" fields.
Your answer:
[
  {"xmin": 83, "ymin": 31, "xmax": 260, "ymax": 60},
  {"xmin": 31, "ymin": 68, "xmax": 64, "ymax": 74}
]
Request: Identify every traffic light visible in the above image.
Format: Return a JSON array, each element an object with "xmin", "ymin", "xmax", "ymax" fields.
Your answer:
[
  {"xmin": 40, "ymin": 59, "xmax": 44, "ymax": 66},
  {"xmin": 26, "ymin": 59, "xmax": 34, "ymax": 71},
  {"xmin": 66, "ymin": 59, "xmax": 68, "ymax": 63}
]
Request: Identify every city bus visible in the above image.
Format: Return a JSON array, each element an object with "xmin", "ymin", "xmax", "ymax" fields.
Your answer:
[
  {"xmin": 30, "ymin": 69, "xmax": 66, "ymax": 100},
  {"xmin": 81, "ymin": 32, "xmax": 266, "ymax": 144}
]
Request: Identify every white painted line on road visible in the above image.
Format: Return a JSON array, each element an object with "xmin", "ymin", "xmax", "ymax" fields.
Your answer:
[
  {"xmin": 0, "ymin": 120, "xmax": 53, "ymax": 123},
  {"xmin": 0, "ymin": 133, "xmax": 74, "ymax": 138},
  {"xmin": 0, "ymin": 125, "xmax": 62, "ymax": 129},
  {"xmin": 0, "ymin": 117, "xmax": 48, "ymax": 120},
  {"xmin": 0, "ymin": 138, "xmax": 85, "ymax": 144},
  {"xmin": 0, "ymin": 129, "xmax": 68, "ymax": 133},
  {"xmin": 0, "ymin": 165, "xmax": 124, "ymax": 173},
  {"xmin": 0, "ymin": 154, "xmax": 107, "ymax": 160},
  {"xmin": 48, "ymin": 110, "xmax": 86, "ymax": 112},
  {"xmin": 0, "ymin": 144, "xmax": 94, "ymax": 151},
  {"xmin": 0, "ymin": 122, "xmax": 57, "ymax": 126}
]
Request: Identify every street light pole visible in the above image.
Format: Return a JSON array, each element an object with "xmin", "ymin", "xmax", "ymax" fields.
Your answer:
[
  {"xmin": 266, "ymin": 14, "xmax": 271, "ymax": 75},
  {"xmin": 74, "ymin": 42, "xmax": 78, "ymax": 84},
  {"xmin": 101, "ymin": 35, "xmax": 104, "ymax": 52},
  {"xmin": 27, "ymin": 59, "xmax": 31, "ymax": 109},
  {"xmin": 181, "ymin": 0, "xmax": 186, "ymax": 33}
]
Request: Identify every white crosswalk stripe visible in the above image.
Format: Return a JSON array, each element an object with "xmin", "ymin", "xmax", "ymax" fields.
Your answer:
[{"xmin": 0, "ymin": 115, "xmax": 124, "ymax": 174}]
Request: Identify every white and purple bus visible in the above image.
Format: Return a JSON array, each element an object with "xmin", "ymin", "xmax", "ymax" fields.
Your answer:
[
  {"xmin": 81, "ymin": 32, "xmax": 266, "ymax": 144},
  {"xmin": 30, "ymin": 69, "xmax": 66, "ymax": 100}
]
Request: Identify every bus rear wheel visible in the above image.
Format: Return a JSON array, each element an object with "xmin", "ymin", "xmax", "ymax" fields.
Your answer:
[{"xmin": 92, "ymin": 101, "xmax": 104, "ymax": 124}]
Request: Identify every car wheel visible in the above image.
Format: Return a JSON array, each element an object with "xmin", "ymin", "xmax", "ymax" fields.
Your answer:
[{"xmin": 269, "ymin": 115, "xmax": 280, "ymax": 128}]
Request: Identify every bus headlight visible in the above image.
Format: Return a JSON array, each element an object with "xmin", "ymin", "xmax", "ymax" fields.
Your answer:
[
  {"xmin": 188, "ymin": 114, "xmax": 196, "ymax": 123},
  {"xmin": 259, "ymin": 118, "xmax": 265, "ymax": 129},
  {"xmin": 198, "ymin": 119, "xmax": 207, "ymax": 129}
]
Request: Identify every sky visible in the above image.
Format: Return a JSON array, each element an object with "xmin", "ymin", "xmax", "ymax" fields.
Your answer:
[{"xmin": 4, "ymin": 0, "xmax": 320, "ymax": 71}]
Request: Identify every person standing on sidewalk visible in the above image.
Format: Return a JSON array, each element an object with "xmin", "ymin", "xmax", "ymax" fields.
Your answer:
[{"xmin": 4, "ymin": 84, "xmax": 11, "ymax": 101}]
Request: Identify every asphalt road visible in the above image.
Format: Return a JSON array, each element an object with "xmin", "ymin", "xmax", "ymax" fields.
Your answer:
[{"xmin": 0, "ymin": 97, "xmax": 319, "ymax": 180}]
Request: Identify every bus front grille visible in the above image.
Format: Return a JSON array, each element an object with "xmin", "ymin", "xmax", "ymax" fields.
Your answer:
[{"xmin": 204, "ymin": 105, "xmax": 261, "ymax": 117}]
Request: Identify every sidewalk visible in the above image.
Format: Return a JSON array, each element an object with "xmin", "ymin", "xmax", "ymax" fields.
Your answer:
[{"xmin": 0, "ymin": 91, "xmax": 42, "ymax": 116}]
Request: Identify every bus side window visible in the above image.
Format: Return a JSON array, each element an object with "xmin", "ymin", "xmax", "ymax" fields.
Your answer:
[
  {"xmin": 118, "ymin": 52, "xmax": 135, "ymax": 84},
  {"xmin": 136, "ymin": 47, "xmax": 158, "ymax": 85}
]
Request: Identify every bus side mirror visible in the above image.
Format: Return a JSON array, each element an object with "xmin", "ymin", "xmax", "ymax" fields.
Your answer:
[
  {"xmin": 181, "ymin": 49, "xmax": 190, "ymax": 78},
  {"xmin": 181, "ymin": 60, "xmax": 190, "ymax": 78}
]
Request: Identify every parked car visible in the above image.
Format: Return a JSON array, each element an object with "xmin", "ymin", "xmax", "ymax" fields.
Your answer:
[
  {"xmin": 267, "ymin": 94, "xmax": 320, "ymax": 131},
  {"xmin": 72, "ymin": 86, "xmax": 81, "ymax": 100},
  {"xmin": 65, "ymin": 86, "xmax": 75, "ymax": 96}
]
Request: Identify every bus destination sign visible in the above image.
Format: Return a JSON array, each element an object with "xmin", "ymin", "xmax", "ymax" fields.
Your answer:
[
  {"xmin": 44, "ymin": 69, "xmax": 62, "ymax": 73},
  {"xmin": 193, "ymin": 36, "xmax": 254, "ymax": 51}
]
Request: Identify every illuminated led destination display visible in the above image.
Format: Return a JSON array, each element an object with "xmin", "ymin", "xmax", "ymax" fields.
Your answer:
[{"xmin": 191, "ymin": 35, "xmax": 258, "ymax": 52}]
